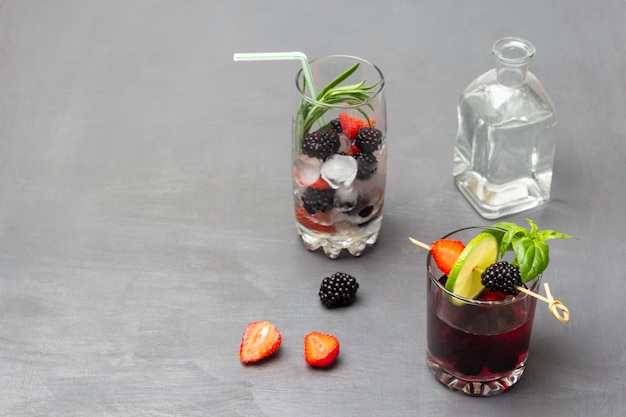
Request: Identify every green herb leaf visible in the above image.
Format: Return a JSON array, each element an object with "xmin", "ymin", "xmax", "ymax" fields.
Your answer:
[
  {"xmin": 488, "ymin": 218, "xmax": 577, "ymax": 283},
  {"xmin": 295, "ymin": 110, "xmax": 304, "ymax": 154},
  {"xmin": 512, "ymin": 237, "xmax": 550, "ymax": 283},
  {"xmin": 492, "ymin": 221, "xmax": 522, "ymax": 231},
  {"xmin": 315, "ymin": 63, "xmax": 360, "ymax": 100},
  {"xmin": 536, "ymin": 229, "xmax": 578, "ymax": 241},
  {"xmin": 297, "ymin": 63, "xmax": 380, "ymax": 138},
  {"xmin": 526, "ymin": 218, "xmax": 539, "ymax": 235},
  {"xmin": 493, "ymin": 222, "xmax": 528, "ymax": 258}
]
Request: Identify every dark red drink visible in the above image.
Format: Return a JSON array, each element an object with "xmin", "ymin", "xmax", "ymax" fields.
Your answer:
[
  {"xmin": 425, "ymin": 227, "xmax": 540, "ymax": 396},
  {"xmin": 428, "ymin": 276, "xmax": 537, "ymax": 381}
]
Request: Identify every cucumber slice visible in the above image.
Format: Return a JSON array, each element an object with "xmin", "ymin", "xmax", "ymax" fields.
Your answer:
[{"xmin": 445, "ymin": 232, "xmax": 498, "ymax": 301}]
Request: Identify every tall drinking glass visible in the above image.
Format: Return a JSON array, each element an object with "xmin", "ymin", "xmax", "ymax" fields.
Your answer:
[
  {"xmin": 292, "ymin": 55, "xmax": 387, "ymax": 259},
  {"xmin": 426, "ymin": 227, "xmax": 540, "ymax": 396}
]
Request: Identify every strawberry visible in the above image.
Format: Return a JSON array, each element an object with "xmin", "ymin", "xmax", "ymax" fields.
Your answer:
[
  {"xmin": 239, "ymin": 321, "xmax": 282, "ymax": 364},
  {"xmin": 310, "ymin": 177, "xmax": 330, "ymax": 190},
  {"xmin": 304, "ymin": 332, "xmax": 340, "ymax": 367},
  {"xmin": 294, "ymin": 172, "xmax": 329, "ymax": 189},
  {"xmin": 295, "ymin": 206, "xmax": 336, "ymax": 234},
  {"xmin": 479, "ymin": 289, "xmax": 507, "ymax": 302},
  {"xmin": 338, "ymin": 112, "xmax": 364, "ymax": 140},
  {"xmin": 430, "ymin": 239, "xmax": 466, "ymax": 276}
]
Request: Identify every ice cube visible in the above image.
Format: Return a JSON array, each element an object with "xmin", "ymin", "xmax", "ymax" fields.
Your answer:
[
  {"xmin": 320, "ymin": 154, "xmax": 358, "ymax": 189},
  {"xmin": 294, "ymin": 155, "xmax": 323, "ymax": 186},
  {"xmin": 334, "ymin": 185, "xmax": 359, "ymax": 212}
]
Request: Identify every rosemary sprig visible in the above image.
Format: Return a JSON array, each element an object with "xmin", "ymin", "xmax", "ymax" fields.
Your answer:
[{"xmin": 296, "ymin": 63, "xmax": 381, "ymax": 142}]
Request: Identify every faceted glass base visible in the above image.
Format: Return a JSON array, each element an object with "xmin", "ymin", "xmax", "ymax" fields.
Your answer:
[
  {"xmin": 427, "ymin": 352, "xmax": 526, "ymax": 396},
  {"xmin": 454, "ymin": 172, "xmax": 549, "ymax": 219},
  {"xmin": 296, "ymin": 216, "xmax": 382, "ymax": 259}
]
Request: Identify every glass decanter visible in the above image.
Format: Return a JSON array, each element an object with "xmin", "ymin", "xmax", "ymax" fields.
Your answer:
[{"xmin": 453, "ymin": 37, "xmax": 557, "ymax": 219}]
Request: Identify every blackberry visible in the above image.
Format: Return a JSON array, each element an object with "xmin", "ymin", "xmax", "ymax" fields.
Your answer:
[
  {"xmin": 301, "ymin": 187, "xmax": 334, "ymax": 214},
  {"xmin": 353, "ymin": 152, "xmax": 378, "ymax": 180},
  {"xmin": 302, "ymin": 128, "xmax": 340, "ymax": 160},
  {"xmin": 330, "ymin": 118, "xmax": 343, "ymax": 134},
  {"xmin": 319, "ymin": 272, "xmax": 359, "ymax": 308},
  {"xmin": 358, "ymin": 205, "xmax": 374, "ymax": 217},
  {"xmin": 355, "ymin": 127, "xmax": 383, "ymax": 153},
  {"xmin": 480, "ymin": 261, "xmax": 522, "ymax": 295}
]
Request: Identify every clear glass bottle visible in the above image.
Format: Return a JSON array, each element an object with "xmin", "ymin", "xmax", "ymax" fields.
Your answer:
[{"xmin": 453, "ymin": 37, "xmax": 556, "ymax": 219}]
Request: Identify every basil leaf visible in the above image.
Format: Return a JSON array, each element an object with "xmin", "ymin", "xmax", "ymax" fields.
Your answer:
[
  {"xmin": 483, "ymin": 228, "xmax": 504, "ymax": 249},
  {"xmin": 513, "ymin": 237, "xmax": 550, "ymax": 283},
  {"xmin": 497, "ymin": 225, "xmax": 527, "ymax": 258},
  {"xmin": 527, "ymin": 239, "xmax": 549, "ymax": 282},
  {"xmin": 499, "ymin": 229, "xmax": 516, "ymax": 258},
  {"xmin": 492, "ymin": 219, "xmax": 575, "ymax": 284},
  {"xmin": 537, "ymin": 229, "xmax": 578, "ymax": 241},
  {"xmin": 512, "ymin": 237, "xmax": 533, "ymax": 272},
  {"xmin": 493, "ymin": 221, "xmax": 527, "ymax": 233}
]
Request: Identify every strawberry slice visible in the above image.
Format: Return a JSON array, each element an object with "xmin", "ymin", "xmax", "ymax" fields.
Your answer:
[
  {"xmin": 338, "ymin": 112, "xmax": 364, "ymax": 140},
  {"xmin": 239, "ymin": 321, "xmax": 282, "ymax": 364},
  {"xmin": 431, "ymin": 239, "xmax": 466, "ymax": 276},
  {"xmin": 295, "ymin": 206, "xmax": 336, "ymax": 234},
  {"xmin": 304, "ymin": 332, "xmax": 340, "ymax": 367}
]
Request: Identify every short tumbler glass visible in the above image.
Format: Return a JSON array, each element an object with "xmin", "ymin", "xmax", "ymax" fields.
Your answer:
[
  {"xmin": 292, "ymin": 55, "xmax": 387, "ymax": 259},
  {"xmin": 426, "ymin": 227, "xmax": 540, "ymax": 396}
]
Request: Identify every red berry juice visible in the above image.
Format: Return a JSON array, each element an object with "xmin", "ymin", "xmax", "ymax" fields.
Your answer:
[{"xmin": 427, "ymin": 274, "xmax": 538, "ymax": 386}]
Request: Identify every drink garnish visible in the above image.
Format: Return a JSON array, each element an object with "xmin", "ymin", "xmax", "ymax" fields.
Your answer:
[
  {"xmin": 445, "ymin": 233, "xmax": 499, "ymax": 300},
  {"xmin": 480, "ymin": 261, "xmax": 522, "ymax": 295},
  {"xmin": 409, "ymin": 219, "xmax": 576, "ymax": 322},
  {"xmin": 485, "ymin": 218, "xmax": 577, "ymax": 283},
  {"xmin": 296, "ymin": 63, "xmax": 381, "ymax": 142},
  {"xmin": 424, "ymin": 238, "xmax": 466, "ymax": 276}
]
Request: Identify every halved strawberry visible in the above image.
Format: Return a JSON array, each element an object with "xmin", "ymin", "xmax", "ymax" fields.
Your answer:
[
  {"xmin": 430, "ymin": 239, "xmax": 466, "ymax": 276},
  {"xmin": 304, "ymin": 332, "xmax": 340, "ymax": 367},
  {"xmin": 338, "ymin": 112, "xmax": 364, "ymax": 140},
  {"xmin": 295, "ymin": 206, "xmax": 336, "ymax": 233},
  {"xmin": 239, "ymin": 321, "xmax": 282, "ymax": 364}
]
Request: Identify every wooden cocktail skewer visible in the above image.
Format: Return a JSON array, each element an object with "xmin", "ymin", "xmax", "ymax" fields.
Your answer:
[
  {"xmin": 515, "ymin": 283, "xmax": 570, "ymax": 322},
  {"xmin": 409, "ymin": 237, "xmax": 570, "ymax": 322},
  {"xmin": 408, "ymin": 237, "xmax": 432, "ymax": 251}
]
